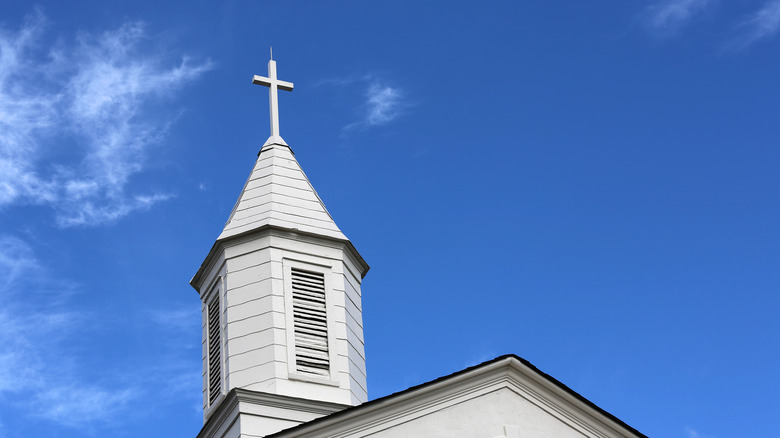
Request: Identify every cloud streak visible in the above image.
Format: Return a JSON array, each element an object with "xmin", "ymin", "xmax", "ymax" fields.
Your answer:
[
  {"xmin": 730, "ymin": 0, "xmax": 780, "ymax": 49},
  {"xmin": 364, "ymin": 82, "xmax": 403, "ymax": 126},
  {"xmin": 644, "ymin": 0, "xmax": 712, "ymax": 33},
  {"xmin": 0, "ymin": 12, "xmax": 211, "ymax": 226},
  {"xmin": 0, "ymin": 235, "xmax": 136, "ymax": 427},
  {"xmin": 685, "ymin": 427, "xmax": 715, "ymax": 438},
  {"xmin": 332, "ymin": 75, "xmax": 406, "ymax": 136},
  {"xmin": 0, "ymin": 235, "xmax": 202, "ymax": 428}
]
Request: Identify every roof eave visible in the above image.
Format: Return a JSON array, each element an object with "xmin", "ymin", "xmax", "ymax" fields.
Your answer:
[
  {"xmin": 263, "ymin": 354, "xmax": 648, "ymax": 438},
  {"xmin": 190, "ymin": 224, "xmax": 370, "ymax": 292}
]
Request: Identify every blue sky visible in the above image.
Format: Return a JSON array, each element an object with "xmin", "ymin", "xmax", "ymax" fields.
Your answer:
[{"xmin": 1, "ymin": 1, "xmax": 778, "ymax": 437}]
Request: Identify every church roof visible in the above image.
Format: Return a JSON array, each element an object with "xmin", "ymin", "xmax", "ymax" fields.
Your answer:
[
  {"xmin": 218, "ymin": 140, "xmax": 347, "ymax": 242},
  {"xmin": 262, "ymin": 354, "xmax": 648, "ymax": 438}
]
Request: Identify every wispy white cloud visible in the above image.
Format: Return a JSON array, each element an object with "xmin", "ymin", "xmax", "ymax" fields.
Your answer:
[
  {"xmin": 644, "ymin": 0, "xmax": 713, "ymax": 33},
  {"xmin": 323, "ymin": 75, "xmax": 406, "ymax": 137},
  {"xmin": 685, "ymin": 427, "xmax": 700, "ymax": 438},
  {"xmin": 365, "ymin": 82, "xmax": 403, "ymax": 126},
  {"xmin": 0, "ymin": 235, "xmax": 40, "ymax": 287},
  {"xmin": 35, "ymin": 386, "xmax": 139, "ymax": 427},
  {"xmin": 729, "ymin": 0, "xmax": 780, "ymax": 49},
  {"xmin": 150, "ymin": 306, "xmax": 201, "ymax": 332},
  {"xmin": 0, "ymin": 12, "xmax": 211, "ymax": 226},
  {"xmin": 685, "ymin": 427, "xmax": 714, "ymax": 438},
  {"xmin": 145, "ymin": 305, "xmax": 203, "ymax": 409},
  {"xmin": 0, "ymin": 235, "xmax": 136, "ymax": 427},
  {"xmin": 0, "ymin": 234, "xmax": 200, "ymax": 428}
]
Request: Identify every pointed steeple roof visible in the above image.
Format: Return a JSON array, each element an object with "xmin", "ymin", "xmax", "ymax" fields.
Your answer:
[{"xmin": 218, "ymin": 141, "xmax": 347, "ymax": 242}]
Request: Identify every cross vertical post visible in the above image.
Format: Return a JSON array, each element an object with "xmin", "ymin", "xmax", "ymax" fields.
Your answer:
[{"xmin": 253, "ymin": 58, "xmax": 294, "ymax": 145}]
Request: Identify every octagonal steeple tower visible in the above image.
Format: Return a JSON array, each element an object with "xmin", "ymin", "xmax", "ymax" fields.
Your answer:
[{"xmin": 191, "ymin": 57, "xmax": 369, "ymax": 438}]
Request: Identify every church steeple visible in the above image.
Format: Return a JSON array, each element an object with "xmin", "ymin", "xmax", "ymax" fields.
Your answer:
[
  {"xmin": 218, "ymin": 141, "xmax": 347, "ymax": 243},
  {"xmin": 191, "ymin": 57, "xmax": 369, "ymax": 437}
]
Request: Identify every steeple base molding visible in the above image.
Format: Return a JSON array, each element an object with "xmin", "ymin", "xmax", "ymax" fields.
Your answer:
[{"xmin": 197, "ymin": 388, "xmax": 349, "ymax": 438}]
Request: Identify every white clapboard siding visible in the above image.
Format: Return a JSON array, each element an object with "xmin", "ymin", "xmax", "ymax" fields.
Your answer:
[
  {"xmin": 193, "ymin": 136, "xmax": 371, "ymax": 424},
  {"xmin": 219, "ymin": 143, "xmax": 347, "ymax": 242},
  {"xmin": 207, "ymin": 297, "xmax": 222, "ymax": 405},
  {"xmin": 291, "ymin": 267, "xmax": 330, "ymax": 378}
]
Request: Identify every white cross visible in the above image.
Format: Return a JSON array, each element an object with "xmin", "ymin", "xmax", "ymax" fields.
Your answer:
[{"xmin": 253, "ymin": 55, "xmax": 294, "ymax": 144}]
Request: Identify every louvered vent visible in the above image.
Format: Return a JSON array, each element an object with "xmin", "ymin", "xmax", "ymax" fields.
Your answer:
[
  {"xmin": 291, "ymin": 268, "xmax": 330, "ymax": 378},
  {"xmin": 207, "ymin": 296, "xmax": 222, "ymax": 404}
]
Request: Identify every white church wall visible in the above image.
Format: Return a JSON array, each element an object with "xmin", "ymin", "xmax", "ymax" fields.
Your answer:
[
  {"xmin": 342, "ymin": 252, "xmax": 367, "ymax": 403},
  {"xmin": 227, "ymin": 361, "xmax": 279, "ymax": 391},
  {"xmin": 364, "ymin": 387, "xmax": 589, "ymax": 438},
  {"xmin": 264, "ymin": 357, "xmax": 642, "ymax": 438},
  {"xmin": 194, "ymin": 228, "xmax": 368, "ymax": 414}
]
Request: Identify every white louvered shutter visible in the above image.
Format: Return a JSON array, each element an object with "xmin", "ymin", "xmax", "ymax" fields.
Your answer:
[
  {"xmin": 291, "ymin": 268, "xmax": 330, "ymax": 378},
  {"xmin": 207, "ymin": 296, "xmax": 222, "ymax": 404}
]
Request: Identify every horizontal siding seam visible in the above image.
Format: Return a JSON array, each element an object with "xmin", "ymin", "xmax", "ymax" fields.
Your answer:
[
  {"xmin": 227, "ymin": 358, "xmax": 282, "ymax": 374},
  {"xmin": 224, "ymin": 295, "xmax": 276, "ymax": 309},
  {"xmin": 227, "ymin": 343, "xmax": 286, "ymax": 360},
  {"xmin": 226, "ymin": 310, "xmax": 283, "ymax": 325}
]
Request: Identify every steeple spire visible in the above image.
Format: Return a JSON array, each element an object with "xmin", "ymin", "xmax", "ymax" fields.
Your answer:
[
  {"xmin": 252, "ymin": 56, "xmax": 294, "ymax": 146},
  {"xmin": 192, "ymin": 57, "xmax": 369, "ymax": 437}
]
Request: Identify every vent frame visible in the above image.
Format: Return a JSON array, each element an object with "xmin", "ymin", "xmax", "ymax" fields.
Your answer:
[
  {"xmin": 283, "ymin": 259, "xmax": 339, "ymax": 385},
  {"xmin": 206, "ymin": 284, "xmax": 223, "ymax": 407}
]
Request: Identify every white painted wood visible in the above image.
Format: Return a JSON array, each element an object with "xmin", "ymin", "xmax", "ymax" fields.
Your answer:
[
  {"xmin": 275, "ymin": 378, "xmax": 351, "ymax": 404},
  {"xmin": 218, "ymin": 143, "xmax": 347, "ymax": 242},
  {"xmin": 347, "ymin": 337, "xmax": 366, "ymax": 368},
  {"xmin": 368, "ymin": 388, "xmax": 589, "ymax": 438},
  {"xmin": 224, "ymin": 248, "xmax": 272, "ymax": 271},
  {"xmin": 227, "ymin": 344, "xmax": 287, "ymax": 373},
  {"xmin": 197, "ymin": 389, "xmax": 351, "ymax": 438},
  {"xmin": 193, "ymin": 68, "xmax": 370, "ymax": 434},
  {"xmin": 343, "ymin": 275, "xmax": 362, "ymax": 309},
  {"xmin": 346, "ymin": 357, "xmax": 367, "ymax": 388},
  {"xmin": 233, "ymin": 193, "xmax": 326, "ymax": 216},
  {"xmin": 243, "ymin": 174, "xmax": 313, "ymax": 194},
  {"xmin": 223, "ymin": 279, "xmax": 280, "ymax": 308},
  {"xmin": 348, "ymin": 375, "xmax": 368, "ymax": 402},
  {"xmin": 195, "ymin": 200, "xmax": 368, "ymax": 434},
  {"xmin": 251, "ymin": 155, "xmax": 300, "ymax": 174},
  {"xmin": 345, "ymin": 308, "xmax": 362, "ymax": 336},
  {"xmin": 349, "ymin": 388, "xmax": 365, "ymax": 406},
  {"xmin": 224, "ymin": 263, "xmax": 273, "ymax": 289},
  {"xmin": 266, "ymin": 357, "xmax": 645, "ymax": 438},
  {"xmin": 227, "ymin": 361, "xmax": 280, "ymax": 389},
  {"xmin": 252, "ymin": 59, "xmax": 293, "ymax": 142},
  {"xmin": 201, "ymin": 231, "xmax": 368, "ymax": 413},
  {"xmin": 343, "ymin": 293, "xmax": 361, "ymax": 326},
  {"xmin": 227, "ymin": 327, "xmax": 284, "ymax": 355},
  {"xmin": 225, "ymin": 295, "xmax": 285, "ymax": 326},
  {"xmin": 229, "ymin": 202, "xmax": 337, "ymax": 227},
  {"xmin": 226, "ymin": 311, "xmax": 285, "ymax": 340},
  {"xmin": 247, "ymin": 161, "xmax": 305, "ymax": 181},
  {"xmin": 219, "ymin": 218, "xmax": 346, "ymax": 242},
  {"xmin": 345, "ymin": 310, "xmax": 364, "ymax": 343}
]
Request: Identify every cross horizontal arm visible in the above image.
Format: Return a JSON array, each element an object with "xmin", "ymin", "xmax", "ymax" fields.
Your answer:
[{"xmin": 252, "ymin": 75, "xmax": 294, "ymax": 91}]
